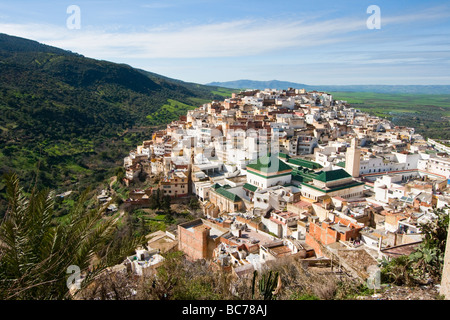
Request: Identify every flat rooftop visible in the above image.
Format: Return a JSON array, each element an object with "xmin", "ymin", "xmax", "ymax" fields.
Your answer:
[
  {"xmin": 227, "ymin": 228, "xmax": 273, "ymax": 247},
  {"xmin": 274, "ymin": 211, "xmax": 299, "ymax": 220},
  {"xmin": 180, "ymin": 219, "xmax": 228, "ymax": 239},
  {"xmin": 330, "ymin": 223, "xmax": 352, "ymax": 234}
]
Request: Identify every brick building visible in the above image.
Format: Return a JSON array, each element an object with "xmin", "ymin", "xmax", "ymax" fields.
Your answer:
[
  {"xmin": 178, "ymin": 219, "xmax": 229, "ymax": 260},
  {"xmin": 306, "ymin": 215, "xmax": 363, "ymax": 257}
]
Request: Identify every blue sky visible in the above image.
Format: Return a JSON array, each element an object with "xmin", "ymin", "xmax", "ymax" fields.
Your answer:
[{"xmin": 0, "ymin": 0, "xmax": 449, "ymax": 85}]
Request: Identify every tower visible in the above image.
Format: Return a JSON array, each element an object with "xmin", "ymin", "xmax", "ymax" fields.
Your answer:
[{"xmin": 345, "ymin": 138, "xmax": 361, "ymax": 178}]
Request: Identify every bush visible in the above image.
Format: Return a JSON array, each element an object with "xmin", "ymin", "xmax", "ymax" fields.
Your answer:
[
  {"xmin": 292, "ymin": 293, "xmax": 320, "ymax": 300},
  {"xmin": 380, "ymin": 208, "xmax": 449, "ymax": 286}
]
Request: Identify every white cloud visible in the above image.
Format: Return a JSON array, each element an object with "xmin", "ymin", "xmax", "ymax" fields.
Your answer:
[
  {"xmin": 0, "ymin": 17, "xmax": 364, "ymax": 59},
  {"xmin": 0, "ymin": 5, "xmax": 449, "ymax": 61}
]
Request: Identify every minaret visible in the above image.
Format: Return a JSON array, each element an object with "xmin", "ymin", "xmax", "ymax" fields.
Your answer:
[{"xmin": 345, "ymin": 137, "xmax": 360, "ymax": 178}]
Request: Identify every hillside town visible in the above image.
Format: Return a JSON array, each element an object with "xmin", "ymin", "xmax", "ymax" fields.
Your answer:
[{"xmin": 118, "ymin": 88, "xmax": 450, "ymax": 285}]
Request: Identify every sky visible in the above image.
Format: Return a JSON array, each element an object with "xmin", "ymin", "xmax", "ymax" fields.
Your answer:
[{"xmin": 0, "ymin": 0, "xmax": 449, "ymax": 85}]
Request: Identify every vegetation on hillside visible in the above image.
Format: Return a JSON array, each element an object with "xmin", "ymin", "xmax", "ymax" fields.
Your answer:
[
  {"xmin": 78, "ymin": 250, "xmax": 366, "ymax": 300},
  {"xmin": 0, "ymin": 173, "xmax": 141, "ymax": 299},
  {"xmin": 380, "ymin": 208, "xmax": 449, "ymax": 286},
  {"xmin": 0, "ymin": 33, "xmax": 228, "ymax": 216}
]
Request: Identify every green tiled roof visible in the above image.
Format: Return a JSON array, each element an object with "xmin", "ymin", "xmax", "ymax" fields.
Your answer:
[
  {"xmin": 243, "ymin": 183, "xmax": 258, "ymax": 192},
  {"xmin": 314, "ymin": 169, "xmax": 351, "ymax": 182},
  {"xmin": 288, "ymin": 158, "xmax": 323, "ymax": 169},
  {"xmin": 214, "ymin": 187, "xmax": 241, "ymax": 202},
  {"xmin": 278, "ymin": 152, "xmax": 290, "ymax": 160},
  {"xmin": 291, "ymin": 167, "xmax": 316, "ymax": 183},
  {"xmin": 247, "ymin": 154, "xmax": 293, "ymax": 174},
  {"xmin": 301, "ymin": 180, "xmax": 365, "ymax": 193},
  {"xmin": 292, "ymin": 173, "xmax": 313, "ymax": 183},
  {"xmin": 336, "ymin": 161, "xmax": 346, "ymax": 168}
]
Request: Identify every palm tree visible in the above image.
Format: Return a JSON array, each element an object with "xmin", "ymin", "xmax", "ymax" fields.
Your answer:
[{"xmin": 0, "ymin": 173, "xmax": 141, "ymax": 299}]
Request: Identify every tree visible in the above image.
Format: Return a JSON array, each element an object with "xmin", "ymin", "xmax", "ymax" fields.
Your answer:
[
  {"xmin": 138, "ymin": 217, "xmax": 149, "ymax": 236},
  {"xmin": 188, "ymin": 196, "xmax": 200, "ymax": 210},
  {"xmin": 115, "ymin": 167, "xmax": 125, "ymax": 184},
  {"xmin": 155, "ymin": 189, "xmax": 162, "ymax": 209},
  {"xmin": 0, "ymin": 173, "xmax": 141, "ymax": 300},
  {"xmin": 138, "ymin": 168, "xmax": 147, "ymax": 182},
  {"xmin": 161, "ymin": 195, "xmax": 171, "ymax": 214},
  {"xmin": 149, "ymin": 191, "xmax": 160, "ymax": 210}
]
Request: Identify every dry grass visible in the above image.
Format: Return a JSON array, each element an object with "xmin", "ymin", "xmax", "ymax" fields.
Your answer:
[{"xmin": 77, "ymin": 253, "xmax": 363, "ymax": 300}]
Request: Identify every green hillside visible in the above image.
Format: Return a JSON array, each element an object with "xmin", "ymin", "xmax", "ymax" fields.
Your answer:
[{"xmin": 0, "ymin": 33, "xmax": 229, "ymax": 214}]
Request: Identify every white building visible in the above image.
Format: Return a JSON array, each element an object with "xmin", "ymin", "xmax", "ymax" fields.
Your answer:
[
  {"xmin": 246, "ymin": 155, "xmax": 293, "ymax": 189},
  {"xmin": 373, "ymin": 175, "xmax": 405, "ymax": 203},
  {"xmin": 419, "ymin": 155, "xmax": 450, "ymax": 180}
]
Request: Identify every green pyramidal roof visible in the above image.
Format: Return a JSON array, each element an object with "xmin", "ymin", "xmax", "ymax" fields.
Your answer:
[
  {"xmin": 246, "ymin": 153, "xmax": 293, "ymax": 174},
  {"xmin": 313, "ymin": 169, "xmax": 351, "ymax": 182}
]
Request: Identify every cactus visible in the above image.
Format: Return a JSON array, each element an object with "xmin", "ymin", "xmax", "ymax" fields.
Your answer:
[
  {"xmin": 251, "ymin": 270, "xmax": 258, "ymax": 299},
  {"xmin": 251, "ymin": 270, "xmax": 280, "ymax": 300}
]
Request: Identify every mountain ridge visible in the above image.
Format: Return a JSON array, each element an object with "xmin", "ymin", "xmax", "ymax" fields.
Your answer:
[
  {"xmin": 0, "ymin": 32, "xmax": 229, "ymax": 205},
  {"xmin": 207, "ymin": 79, "xmax": 450, "ymax": 94}
]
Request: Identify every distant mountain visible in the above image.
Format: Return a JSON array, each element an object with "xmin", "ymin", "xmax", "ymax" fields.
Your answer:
[
  {"xmin": 207, "ymin": 79, "xmax": 450, "ymax": 94},
  {"xmin": 0, "ymin": 33, "xmax": 228, "ymax": 200},
  {"xmin": 207, "ymin": 80, "xmax": 309, "ymax": 91}
]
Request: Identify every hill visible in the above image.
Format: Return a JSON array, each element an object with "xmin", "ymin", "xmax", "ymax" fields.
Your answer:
[
  {"xmin": 0, "ymin": 33, "xmax": 230, "ymax": 213},
  {"xmin": 208, "ymin": 80, "xmax": 450, "ymax": 140},
  {"xmin": 208, "ymin": 79, "xmax": 308, "ymax": 91},
  {"xmin": 207, "ymin": 79, "xmax": 450, "ymax": 94}
]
